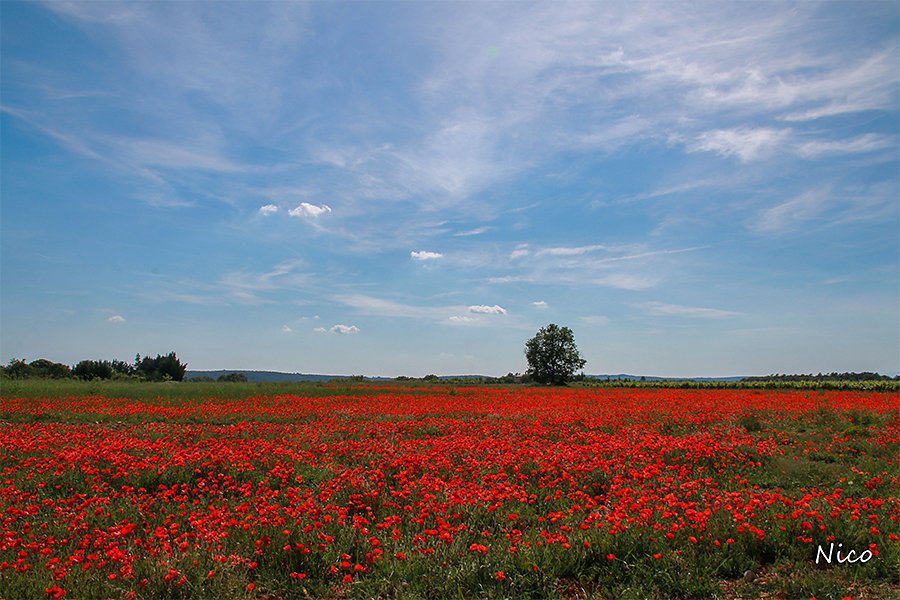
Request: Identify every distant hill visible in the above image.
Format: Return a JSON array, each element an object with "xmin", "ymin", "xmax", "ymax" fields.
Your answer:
[
  {"xmin": 186, "ymin": 370, "xmax": 750, "ymax": 383},
  {"xmin": 185, "ymin": 370, "xmax": 392, "ymax": 383},
  {"xmin": 589, "ymin": 374, "xmax": 747, "ymax": 382}
]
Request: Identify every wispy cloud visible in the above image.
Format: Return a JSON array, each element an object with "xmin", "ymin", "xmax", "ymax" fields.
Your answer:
[
  {"xmin": 641, "ymin": 302, "xmax": 741, "ymax": 319},
  {"xmin": 510, "ymin": 246, "xmax": 531, "ymax": 260},
  {"xmin": 593, "ymin": 273, "xmax": 658, "ymax": 291},
  {"xmin": 454, "ymin": 227, "xmax": 490, "ymax": 237},
  {"xmin": 334, "ymin": 294, "xmax": 458, "ymax": 321},
  {"xmin": 219, "ymin": 259, "xmax": 309, "ymax": 293},
  {"xmin": 754, "ymin": 189, "xmax": 830, "ymax": 233},
  {"xmin": 448, "ymin": 315, "xmax": 477, "ymax": 324},
  {"xmin": 483, "ymin": 243, "xmax": 707, "ymax": 291},
  {"xmin": 752, "ymin": 180, "xmax": 898, "ymax": 234},
  {"xmin": 12, "ymin": 1, "xmax": 896, "ymax": 246},
  {"xmin": 581, "ymin": 315, "xmax": 610, "ymax": 326},
  {"xmin": 796, "ymin": 133, "xmax": 896, "ymax": 158},
  {"xmin": 536, "ymin": 245, "xmax": 613, "ymax": 257},
  {"xmin": 107, "ymin": 315, "xmax": 126, "ymax": 323},
  {"xmin": 687, "ymin": 127, "xmax": 789, "ymax": 162},
  {"xmin": 258, "ymin": 204, "xmax": 279, "ymax": 216}
]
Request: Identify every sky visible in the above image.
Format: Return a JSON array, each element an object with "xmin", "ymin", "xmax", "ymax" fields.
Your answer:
[{"xmin": 1, "ymin": 1, "xmax": 898, "ymax": 378}]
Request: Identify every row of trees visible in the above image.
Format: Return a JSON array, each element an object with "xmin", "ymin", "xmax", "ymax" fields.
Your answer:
[
  {"xmin": 742, "ymin": 372, "xmax": 898, "ymax": 382},
  {"xmin": 1, "ymin": 353, "xmax": 187, "ymax": 382}
]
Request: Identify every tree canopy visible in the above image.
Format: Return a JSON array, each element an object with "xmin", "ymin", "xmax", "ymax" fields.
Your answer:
[
  {"xmin": 524, "ymin": 323, "xmax": 586, "ymax": 385},
  {"xmin": 136, "ymin": 352, "xmax": 187, "ymax": 381}
]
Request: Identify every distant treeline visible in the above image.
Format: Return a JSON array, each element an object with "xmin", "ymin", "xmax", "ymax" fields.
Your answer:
[
  {"xmin": 742, "ymin": 372, "xmax": 896, "ymax": 382},
  {"xmin": 1, "ymin": 353, "xmax": 188, "ymax": 382},
  {"xmin": 392, "ymin": 373, "xmax": 527, "ymax": 385}
]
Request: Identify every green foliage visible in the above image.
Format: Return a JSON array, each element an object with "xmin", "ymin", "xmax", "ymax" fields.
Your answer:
[
  {"xmin": 1, "ymin": 358, "xmax": 33, "ymax": 379},
  {"xmin": 110, "ymin": 358, "xmax": 135, "ymax": 376},
  {"xmin": 136, "ymin": 352, "xmax": 187, "ymax": 381},
  {"xmin": 73, "ymin": 359, "xmax": 115, "ymax": 380},
  {"xmin": 524, "ymin": 323, "xmax": 586, "ymax": 385},
  {"xmin": 0, "ymin": 358, "xmax": 72, "ymax": 380},
  {"xmin": 26, "ymin": 359, "xmax": 71, "ymax": 379}
]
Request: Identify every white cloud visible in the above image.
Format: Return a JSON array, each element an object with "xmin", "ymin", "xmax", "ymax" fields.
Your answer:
[
  {"xmin": 687, "ymin": 127, "xmax": 789, "ymax": 162},
  {"xmin": 411, "ymin": 250, "xmax": 443, "ymax": 260},
  {"xmin": 259, "ymin": 204, "xmax": 279, "ymax": 215},
  {"xmin": 281, "ymin": 324, "xmax": 292, "ymax": 333},
  {"xmin": 642, "ymin": 302, "xmax": 741, "ymax": 319},
  {"xmin": 468, "ymin": 304, "xmax": 507, "ymax": 315},
  {"xmin": 314, "ymin": 324, "xmax": 359, "ymax": 334},
  {"xmin": 289, "ymin": 202, "xmax": 332, "ymax": 218},
  {"xmin": 107, "ymin": 315, "xmax": 125, "ymax": 323},
  {"xmin": 532, "ymin": 300, "xmax": 548, "ymax": 308}
]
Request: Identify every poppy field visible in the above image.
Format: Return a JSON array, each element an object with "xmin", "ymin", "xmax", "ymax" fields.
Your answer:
[{"xmin": 1, "ymin": 386, "xmax": 898, "ymax": 599}]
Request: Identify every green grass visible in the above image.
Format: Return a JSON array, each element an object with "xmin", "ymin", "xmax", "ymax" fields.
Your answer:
[{"xmin": 0, "ymin": 378, "xmax": 405, "ymax": 402}]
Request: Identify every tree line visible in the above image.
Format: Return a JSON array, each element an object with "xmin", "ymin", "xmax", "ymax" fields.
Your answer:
[
  {"xmin": 1, "ymin": 353, "xmax": 188, "ymax": 382},
  {"xmin": 742, "ymin": 372, "xmax": 897, "ymax": 382}
]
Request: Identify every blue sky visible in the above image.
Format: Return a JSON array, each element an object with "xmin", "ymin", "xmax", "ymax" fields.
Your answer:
[{"xmin": 2, "ymin": 1, "xmax": 898, "ymax": 377}]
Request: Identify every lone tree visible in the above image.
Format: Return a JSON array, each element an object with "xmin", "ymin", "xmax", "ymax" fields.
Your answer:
[{"xmin": 524, "ymin": 323, "xmax": 586, "ymax": 385}]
